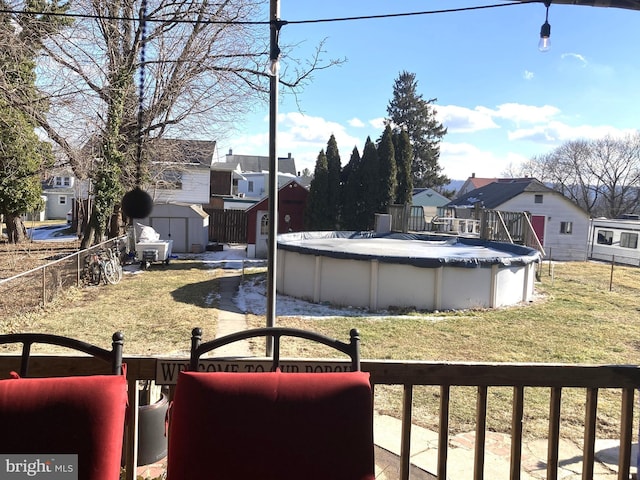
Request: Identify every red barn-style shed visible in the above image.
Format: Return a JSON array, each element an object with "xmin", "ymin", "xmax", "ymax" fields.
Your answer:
[{"xmin": 246, "ymin": 180, "xmax": 308, "ymax": 258}]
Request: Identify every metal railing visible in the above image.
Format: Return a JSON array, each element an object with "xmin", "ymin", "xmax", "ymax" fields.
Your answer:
[{"xmin": 0, "ymin": 355, "xmax": 637, "ymax": 480}]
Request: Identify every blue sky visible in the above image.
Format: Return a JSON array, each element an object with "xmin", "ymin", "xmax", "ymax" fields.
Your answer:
[{"xmin": 218, "ymin": 1, "xmax": 640, "ymax": 182}]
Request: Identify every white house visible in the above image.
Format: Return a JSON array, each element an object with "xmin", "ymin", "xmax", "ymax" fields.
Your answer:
[
  {"xmin": 210, "ymin": 151, "xmax": 298, "ymax": 199},
  {"xmin": 446, "ymin": 178, "xmax": 590, "ymax": 261},
  {"xmin": 149, "ymin": 162, "xmax": 212, "ymax": 205},
  {"xmin": 41, "ymin": 168, "xmax": 77, "ymax": 221},
  {"xmin": 146, "ymin": 139, "xmax": 217, "ymax": 206},
  {"xmin": 236, "ymin": 171, "xmax": 299, "ymax": 199}
]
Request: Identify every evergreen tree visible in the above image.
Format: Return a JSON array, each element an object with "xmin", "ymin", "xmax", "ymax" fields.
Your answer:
[
  {"xmin": 377, "ymin": 125, "xmax": 397, "ymax": 212},
  {"xmin": 0, "ymin": 99, "xmax": 51, "ymax": 242},
  {"xmin": 359, "ymin": 137, "xmax": 379, "ymax": 230},
  {"xmin": 0, "ymin": 0, "xmax": 62, "ymax": 242},
  {"xmin": 393, "ymin": 130, "xmax": 413, "ymax": 204},
  {"xmin": 325, "ymin": 135, "xmax": 342, "ymax": 228},
  {"xmin": 386, "ymin": 71, "xmax": 448, "ymax": 189},
  {"xmin": 341, "ymin": 147, "xmax": 364, "ymax": 230},
  {"xmin": 304, "ymin": 150, "xmax": 332, "ymax": 230}
]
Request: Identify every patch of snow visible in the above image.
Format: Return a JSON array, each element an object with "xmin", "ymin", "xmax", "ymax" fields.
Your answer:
[
  {"xmin": 205, "ymin": 291, "xmax": 221, "ymax": 306},
  {"xmin": 27, "ymin": 224, "xmax": 78, "ymax": 242}
]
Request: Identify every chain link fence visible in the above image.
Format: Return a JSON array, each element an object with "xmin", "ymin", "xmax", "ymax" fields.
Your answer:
[{"xmin": 0, "ymin": 237, "xmax": 124, "ymax": 321}]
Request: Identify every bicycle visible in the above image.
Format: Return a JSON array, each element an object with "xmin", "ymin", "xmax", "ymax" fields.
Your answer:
[{"xmin": 83, "ymin": 246, "xmax": 123, "ymax": 286}]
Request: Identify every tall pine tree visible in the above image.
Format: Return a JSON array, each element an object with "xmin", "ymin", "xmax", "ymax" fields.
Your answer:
[
  {"xmin": 386, "ymin": 71, "xmax": 448, "ymax": 189},
  {"xmin": 341, "ymin": 147, "xmax": 364, "ymax": 231},
  {"xmin": 304, "ymin": 150, "xmax": 333, "ymax": 230},
  {"xmin": 393, "ymin": 130, "xmax": 413, "ymax": 204},
  {"xmin": 359, "ymin": 137, "xmax": 379, "ymax": 230},
  {"xmin": 325, "ymin": 135, "xmax": 342, "ymax": 228},
  {"xmin": 377, "ymin": 125, "xmax": 397, "ymax": 212}
]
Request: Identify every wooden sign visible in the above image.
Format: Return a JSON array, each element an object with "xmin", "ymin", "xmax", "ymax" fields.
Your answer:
[{"xmin": 155, "ymin": 358, "xmax": 354, "ymax": 385}]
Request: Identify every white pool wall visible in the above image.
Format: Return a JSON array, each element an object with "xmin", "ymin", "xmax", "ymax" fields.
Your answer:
[{"xmin": 276, "ymin": 232, "xmax": 540, "ymax": 312}]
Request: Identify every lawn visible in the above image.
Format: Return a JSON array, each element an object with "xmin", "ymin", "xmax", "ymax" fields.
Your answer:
[{"xmin": 2, "ymin": 254, "xmax": 640, "ymax": 440}]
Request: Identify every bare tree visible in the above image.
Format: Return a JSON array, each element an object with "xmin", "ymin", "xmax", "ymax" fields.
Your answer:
[
  {"xmin": 588, "ymin": 134, "xmax": 640, "ymax": 218},
  {"xmin": 9, "ymin": 0, "xmax": 339, "ymax": 245},
  {"xmin": 513, "ymin": 133, "xmax": 640, "ymax": 217}
]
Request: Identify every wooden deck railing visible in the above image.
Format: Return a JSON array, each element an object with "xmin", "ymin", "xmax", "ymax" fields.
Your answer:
[{"xmin": 1, "ymin": 355, "xmax": 638, "ymax": 480}]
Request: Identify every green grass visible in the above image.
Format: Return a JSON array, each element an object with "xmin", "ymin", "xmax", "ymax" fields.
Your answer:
[{"xmin": 1, "ymin": 260, "xmax": 223, "ymax": 356}]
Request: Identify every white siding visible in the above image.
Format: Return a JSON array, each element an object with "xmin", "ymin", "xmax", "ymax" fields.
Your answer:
[
  {"xmin": 499, "ymin": 191, "xmax": 589, "ymax": 261},
  {"xmin": 589, "ymin": 218, "xmax": 640, "ymax": 266},
  {"xmin": 150, "ymin": 168, "xmax": 210, "ymax": 205}
]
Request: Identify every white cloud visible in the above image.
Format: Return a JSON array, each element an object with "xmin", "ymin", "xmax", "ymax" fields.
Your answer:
[
  {"xmin": 437, "ymin": 105, "xmax": 499, "ymax": 133},
  {"xmin": 348, "ymin": 117, "xmax": 365, "ymax": 128},
  {"xmin": 481, "ymin": 103, "xmax": 561, "ymax": 125},
  {"xmin": 368, "ymin": 117, "xmax": 385, "ymax": 130},
  {"xmin": 439, "ymin": 142, "xmax": 528, "ymax": 180},
  {"xmin": 437, "ymin": 103, "xmax": 560, "ymax": 133},
  {"xmin": 508, "ymin": 121, "xmax": 636, "ymax": 144},
  {"xmin": 523, "ymin": 70, "xmax": 534, "ymax": 80},
  {"xmin": 219, "ymin": 111, "xmax": 366, "ymax": 174},
  {"xmin": 561, "ymin": 53, "xmax": 588, "ymax": 67}
]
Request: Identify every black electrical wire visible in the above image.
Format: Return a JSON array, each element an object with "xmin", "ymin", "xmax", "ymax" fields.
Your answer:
[{"xmin": 0, "ymin": 1, "xmax": 528, "ymax": 27}]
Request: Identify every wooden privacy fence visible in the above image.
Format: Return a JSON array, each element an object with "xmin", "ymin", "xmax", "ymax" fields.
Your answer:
[
  {"xmin": 1, "ymin": 355, "xmax": 637, "ymax": 480},
  {"xmin": 388, "ymin": 204, "xmax": 432, "ymax": 233},
  {"xmin": 204, "ymin": 208, "xmax": 248, "ymax": 243}
]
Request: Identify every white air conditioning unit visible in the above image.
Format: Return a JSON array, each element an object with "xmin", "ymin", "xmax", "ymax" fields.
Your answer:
[{"xmin": 238, "ymin": 193, "xmax": 245, "ymax": 198}]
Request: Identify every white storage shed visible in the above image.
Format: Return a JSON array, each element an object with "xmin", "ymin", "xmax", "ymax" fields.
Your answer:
[{"xmin": 141, "ymin": 203, "xmax": 209, "ymax": 253}]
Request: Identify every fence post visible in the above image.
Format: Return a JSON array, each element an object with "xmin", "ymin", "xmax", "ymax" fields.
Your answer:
[
  {"xmin": 610, "ymin": 256, "xmax": 615, "ymax": 292},
  {"xmin": 42, "ymin": 265, "xmax": 46, "ymax": 306}
]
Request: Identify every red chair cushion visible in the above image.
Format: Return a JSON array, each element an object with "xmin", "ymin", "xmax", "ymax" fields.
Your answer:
[
  {"xmin": 167, "ymin": 370, "xmax": 375, "ymax": 480},
  {"xmin": 0, "ymin": 374, "xmax": 128, "ymax": 480}
]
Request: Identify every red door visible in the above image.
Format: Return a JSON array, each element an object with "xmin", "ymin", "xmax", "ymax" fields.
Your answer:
[{"xmin": 531, "ymin": 215, "xmax": 545, "ymax": 246}]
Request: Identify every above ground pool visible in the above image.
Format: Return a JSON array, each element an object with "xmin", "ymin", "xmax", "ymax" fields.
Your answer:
[{"xmin": 276, "ymin": 231, "xmax": 541, "ymax": 312}]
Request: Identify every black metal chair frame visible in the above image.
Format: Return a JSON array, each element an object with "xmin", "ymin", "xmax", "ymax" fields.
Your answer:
[
  {"xmin": 0, "ymin": 332, "xmax": 124, "ymax": 376},
  {"xmin": 189, "ymin": 327, "xmax": 361, "ymax": 372}
]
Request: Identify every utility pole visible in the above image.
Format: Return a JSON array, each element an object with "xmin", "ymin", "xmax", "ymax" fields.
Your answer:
[{"xmin": 266, "ymin": 0, "xmax": 280, "ymax": 355}]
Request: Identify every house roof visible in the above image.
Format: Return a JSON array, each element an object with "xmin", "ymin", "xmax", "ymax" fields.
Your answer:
[
  {"xmin": 457, "ymin": 175, "xmax": 534, "ymax": 197},
  {"xmin": 447, "ymin": 178, "xmax": 555, "ymax": 209},
  {"xmin": 467, "ymin": 177, "xmax": 498, "ymax": 190},
  {"xmin": 219, "ymin": 154, "xmax": 297, "ymax": 175},
  {"xmin": 152, "ymin": 139, "xmax": 217, "ymax": 166},
  {"xmin": 412, "ymin": 188, "xmax": 450, "ymax": 206}
]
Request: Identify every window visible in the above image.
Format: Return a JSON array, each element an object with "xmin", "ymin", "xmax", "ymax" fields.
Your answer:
[
  {"xmin": 54, "ymin": 176, "xmax": 71, "ymax": 187},
  {"xmin": 534, "ymin": 194, "xmax": 543, "ymax": 204},
  {"xmin": 560, "ymin": 222, "xmax": 572, "ymax": 234},
  {"xmin": 157, "ymin": 170, "xmax": 183, "ymax": 189},
  {"xmin": 248, "ymin": 181, "xmax": 254, "ymax": 193},
  {"xmin": 596, "ymin": 230, "xmax": 613, "ymax": 245},
  {"xmin": 58, "ymin": 195, "xmax": 67, "ymax": 205},
  {"xmin": 620, "ymin": 232, "xmax": 638, "ymax": 249},
  {"xmin": 260, "ymin": 214, "xmax": 269, "ymax": 235}
]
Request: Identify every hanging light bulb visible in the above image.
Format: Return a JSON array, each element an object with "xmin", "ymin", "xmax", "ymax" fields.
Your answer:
[
  {"xmin": 538, "ymin": 2, "xmax": 551, "ymax": 52},
  {"xmin": 267, "ymin": 20, "xmax": 285, "ymax": 76}
]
